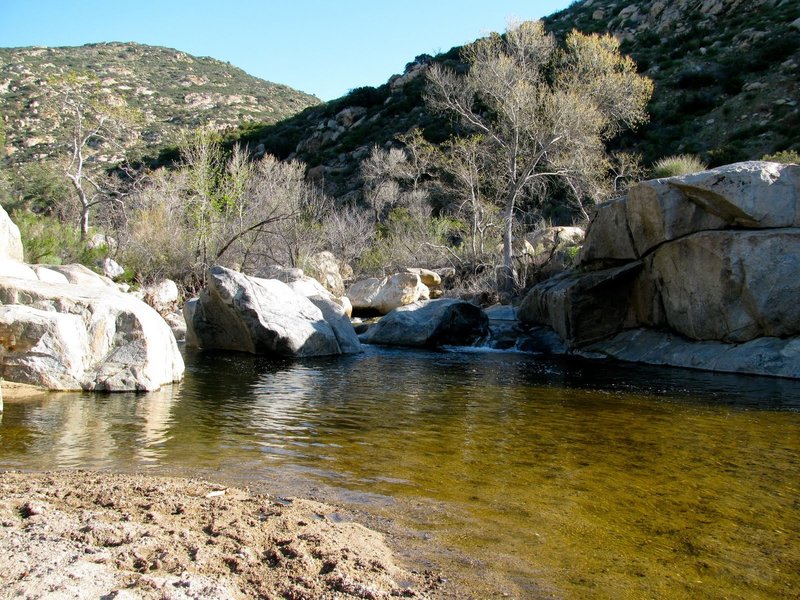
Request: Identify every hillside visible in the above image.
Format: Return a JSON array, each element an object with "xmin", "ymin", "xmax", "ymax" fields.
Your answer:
[
  {"xmin": 0, "ymin": 42, "xmax": 320, "ymax": 165},
  {"xmin": 230, "ymin": 0, "xmax": 799, "ymax": 199}
]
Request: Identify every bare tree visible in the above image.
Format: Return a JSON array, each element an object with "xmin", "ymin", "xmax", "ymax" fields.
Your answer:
[
  {"xmin": 52, "ymin": 72, "xmax": 139, "ymax": 240},
  {"xmin": 426, "ymin": 21, "xmax": 652, "ymax": 291}
]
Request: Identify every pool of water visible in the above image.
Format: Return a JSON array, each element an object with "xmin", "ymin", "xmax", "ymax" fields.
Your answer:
[{"xmin": 2, "ymin": 346, "xmax": 799, "ymax": 598}]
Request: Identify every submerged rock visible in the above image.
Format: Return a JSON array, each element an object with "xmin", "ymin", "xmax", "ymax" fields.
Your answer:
[
  {"xmin": 185, "ymin": 266, "xmax": 360, "ymax": 357},
  {"xmin": 359, "ymin": 298, "xmax": 488, "ymax": 348}
]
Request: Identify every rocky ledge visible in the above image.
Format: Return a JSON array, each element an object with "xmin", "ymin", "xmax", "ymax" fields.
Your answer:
[{"xmin": 519, "ymin": 161, "xmax": 800, "ymax": 379}]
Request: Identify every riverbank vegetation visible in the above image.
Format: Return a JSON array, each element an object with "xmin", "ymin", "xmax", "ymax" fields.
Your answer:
[{"xmin": 2, "ymin": 23, "xmax": 656, "ymax": 301}]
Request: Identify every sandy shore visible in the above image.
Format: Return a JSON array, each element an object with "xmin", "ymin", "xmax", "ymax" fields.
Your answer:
[{"xmin": 0, "ymin": 471, "xmax": 446, "ymax": 599}]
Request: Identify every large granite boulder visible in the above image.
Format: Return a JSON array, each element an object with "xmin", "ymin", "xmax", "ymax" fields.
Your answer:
[
  {"xmin": 579, "ymin": 161, "xmax": 800, "ymax": 266},
  {"xmin": 521, "ymin": 161, "xmax": 800, "ymax": 379},
  {"xmin": 185, "ymin": 266, "xmax": 360, "ymax": 357},
  {"xmin": 0, "ymin": 276, "xmax": 184, "ymax": 391},
  {"xmin": 348, "ymin": 272, "xmax": 429, "ymax": 315},
  {"xmin": 644, "ymin": 229, "xmax": 800, "ymax": 343},
  {"xmin": 143, "ymin": 279, "xmax": 180, "ymax": 315},
  {"xmin": 255, "ymin": 264, "xmax": 352, "ymax": 317},
  {"xmin": 517, "ymin": 262, "xmax": 643, "ymax": 347},
  {"xmin": 359, "ymin": 298, "xmax": 488, "ymax": 348}
]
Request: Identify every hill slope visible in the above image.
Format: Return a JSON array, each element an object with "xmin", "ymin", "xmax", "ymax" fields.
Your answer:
[
  {"xmin": 0, "ymin": 42, "xmax": 320, "ymax": 164},
  {"xmin": 232, "ymin": 0, "xmax": 799, "ymax": 199}
]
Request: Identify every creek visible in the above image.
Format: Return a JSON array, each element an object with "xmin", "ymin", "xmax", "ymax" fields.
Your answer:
[{"xmin": 1, "ymin": 345, "xmax": 798, "ymax": 598}]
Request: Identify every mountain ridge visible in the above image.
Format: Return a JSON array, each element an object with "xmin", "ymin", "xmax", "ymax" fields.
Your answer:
[{"xmin": 0, "ymin": 41, "xmax": 321, "ymax": 165}]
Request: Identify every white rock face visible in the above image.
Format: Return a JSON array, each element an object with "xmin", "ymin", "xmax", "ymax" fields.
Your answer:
[
  {"xmin": 0, "ymin": 277, "xmax": 184, "ymax": 391},
  {"xmin": 45, "ymin": 264, "xmax": 118, "ymax": 290},
  {"xmin": 580, "ymin": 161, "xmax": 800, "ymax": 264},
  {"xmin": 0, "ymin": 204, "xmax": 24, "ymax": 263},
  {"xmin": 348, "ymin": 272, "xmax": 428, "ymax": 315},
  {"xmin": 101, "ymin": 257, "xmax": 125, "ymax": 280},
  {"xmin": 144, "ymin": 279, "xmax": 180, "ymax": 315},
  {"xmin": 185, "ymin": 266, "xmax": 360, "ymax": 357},
  {"xmin": 304, "ymin": 251, "xmax": 345, "ymax": 296}
]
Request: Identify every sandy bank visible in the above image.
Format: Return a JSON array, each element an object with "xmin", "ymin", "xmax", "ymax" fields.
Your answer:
[{"xmin": 0, "ymin": 471, "xmax": 445, "ymax": 599}]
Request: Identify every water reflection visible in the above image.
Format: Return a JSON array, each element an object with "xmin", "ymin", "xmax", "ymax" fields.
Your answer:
[{"xmin": 1, "ymin": 346, "xmax": 799, "ymax": 598}]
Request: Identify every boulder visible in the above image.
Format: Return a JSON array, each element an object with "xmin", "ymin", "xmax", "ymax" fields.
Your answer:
[
  {"xmin": 518, "ymin": 262, "xmax": 643, "ymax": 348},
  {"xmin": 255, "ymin": 265, "xmax": 305, "ymax": 282},
  {"xmin": 305, "ymin": 251, "xmax": 345, "ymax": 296},
  {"xmin": 0, "ymin": 276, "xmax": 184, "ymax": 391},
  {"xmin": 404, "ymin": 267, "xmax": 441, "ymax": 287},
  {"xmin": 257, "ymin": 264, "xmax": 353, "ymax": 317},
  {"xmin": 359, "ymin": 299, "xmax": 488, "ymax": 348},
  {"xmin": 100, "ymin": 257, "xmax": 125, "ymax": 280},
  {"xmin": 528, "ymin": 161, "xmax": 800, "ymax": 378},
  {"xmin": 645, "ymin": 229, "xmax": 800, "ymax": 343},
  {"xmin": 185, "ymin": 266, "xmax": 359, "ymax": 357},
  {"xmin": 348, "ymin": 272, "xmax": 428, "ymax": 315},
  {"xmin": 305, "ymin": 295, "xmax": 361, "ymax": 355},
  {"xmin": 144, "ymin": 279, "xmax": 180, "ymax": 315},
  {"xmin": 163, "ymin": 311, "xmax": 187, "ymax": 343},
  {"xmin": 580, "ymin": 161, "xmax": 800, "ymax": 266},
  {"xmin": 0, "ymin": 204, "xmax": 24, "ymax": 262}
]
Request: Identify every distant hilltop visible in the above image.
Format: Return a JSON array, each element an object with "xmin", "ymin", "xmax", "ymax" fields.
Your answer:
[{"xmin": 0, "ymin": 42, "xmax": 320, "ymax": 165}]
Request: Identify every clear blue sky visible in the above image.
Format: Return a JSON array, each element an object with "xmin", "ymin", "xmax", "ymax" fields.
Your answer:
[{"xmin": 0, "ymin": 0, "xmax": 572, "ymax": 101}]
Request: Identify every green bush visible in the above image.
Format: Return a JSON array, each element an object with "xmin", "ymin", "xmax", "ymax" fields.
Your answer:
[
  {"xmin": 762, "ymin": 150, "xmax": 800, "ymax": 164},
  {"xmin": 651, "ymin": 154, "xmax": 708, "ymax": 178},
  {"xmin": 13, "ymin": 211, "xmax": 106, "ymax": 266}
]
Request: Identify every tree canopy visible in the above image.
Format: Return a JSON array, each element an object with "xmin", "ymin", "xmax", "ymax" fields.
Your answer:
[{"xmin": 426, "ymin": 21, "xmax": 653, "ymax": 291}]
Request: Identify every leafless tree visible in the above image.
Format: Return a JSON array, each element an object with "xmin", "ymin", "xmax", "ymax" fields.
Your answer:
[{"xmin": 426, "ymin": 21, "xmax": 653, "ymax": 291}]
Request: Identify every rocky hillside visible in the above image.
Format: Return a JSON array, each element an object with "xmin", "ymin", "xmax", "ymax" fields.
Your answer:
[
  {"xmin": 233, "ymin": 0, "xmax": 799, "ymax": 199},
  {"xmin": 0, "ymin": 42, "xmax": 320, "ymax": 165}
]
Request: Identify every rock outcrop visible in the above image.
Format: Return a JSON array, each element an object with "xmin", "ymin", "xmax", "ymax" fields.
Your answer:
[
  {"xmin": 185, "ymin": 266, "xmax": 360, "ymax": 357},
  {"xmin": 519, "ymin": 161, "xmax": 800, "ymax": 378},
  {"xmin": 0, "ymin": 277, "xmax": 185, "ymax": 391},
  {"xmin": 359, "ymin": 298, "xmax": 488, "ymax": 348},
  {"xmin": 348, "ymin": 272, "xmax": 429, "ymax": 315},
  {"xmin": 0, "ymin": 206, "xmax": 183, "ymax": 391}
]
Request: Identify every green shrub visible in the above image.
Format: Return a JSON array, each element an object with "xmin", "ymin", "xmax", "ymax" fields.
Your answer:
[
  {"xmin": 651, "ymin": 154, "xmax": 708, "ymax": 178},
  {"xmin": 762, "ymin": 150, "xmax": 800, "ymax": 164},
  {"xmin": 14, "ymin": 211, "xmax": 106, "ymax": 266}
]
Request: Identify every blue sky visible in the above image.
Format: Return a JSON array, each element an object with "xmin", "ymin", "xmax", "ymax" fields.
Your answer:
[{"xmin": 0, "ymin": 0, "xmax": 572, "ymax": 101}]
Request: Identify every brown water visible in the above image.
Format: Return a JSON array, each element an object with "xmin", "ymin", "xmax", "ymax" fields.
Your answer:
[{"xmin": 1, "ymin": 346, "xmax": 799, "ymax": 598}]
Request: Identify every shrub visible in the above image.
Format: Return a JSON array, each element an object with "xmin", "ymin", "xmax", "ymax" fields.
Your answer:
[
  {"xmin": 762, "ymin": 150, "xmax": 800, "ymax": 164},
  {"xmin": 651, "ymin": 154, "xmax": 708, "ymax": 178},
  {"xmin": 13, "ymin": 211, "xmax": 106, "ymax": 266}
]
